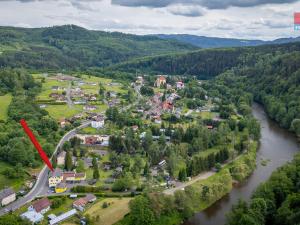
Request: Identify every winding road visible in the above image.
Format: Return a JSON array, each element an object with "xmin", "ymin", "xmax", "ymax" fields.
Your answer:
[{"xmin": 0, "ymin": 121, "xmax": 91, "ymax": 216}]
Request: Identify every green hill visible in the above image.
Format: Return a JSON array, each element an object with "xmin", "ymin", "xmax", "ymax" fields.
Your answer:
[{"xmin": 0, "ymin": 25, "xmax": 196, "ymax": 70}]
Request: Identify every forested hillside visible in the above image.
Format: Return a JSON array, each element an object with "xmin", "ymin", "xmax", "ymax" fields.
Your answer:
[
  {"xmin": 111, "ymin": 42, "xmax": 300, "ymax": 79},
  {"xmin": 0, "ymin": 25, "xmax": 195, "ymax": 70},
  {"xmin": 153, "ymin": 34, "xmax": 300, "ymax": 48}
]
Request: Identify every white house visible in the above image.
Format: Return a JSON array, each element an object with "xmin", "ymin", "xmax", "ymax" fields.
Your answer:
[
  {"xmin": 0, "ymin": 188, "xmax": 16, "ymax": 206},
  {"xmin": 56, "ymin": 151, "xmax": 66, "ymax": 166},
  {"xmin": 28, "ymin": 198, "xmax": 51, "ymax": 215},
  {"xmin": 176, "ymin": 81, "xmax": 185, "ymax": 89},
  {"xmin": 91, "ymin": 116, "xmax": 105, "ymax": 129},
  {"xmin": 21, "ymin": 211, "xmax": 44, "ymax": 224}
]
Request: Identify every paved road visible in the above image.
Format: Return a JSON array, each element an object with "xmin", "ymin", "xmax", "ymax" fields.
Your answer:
[
  {"xmin": 0, "ymin": 121, "xmax": 91, "ymax": 216},
  {"xmin": 163, "ymin": 171, "xmax": 215, "ymax": 195}
]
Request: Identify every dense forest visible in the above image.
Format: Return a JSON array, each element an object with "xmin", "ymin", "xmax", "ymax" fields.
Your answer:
[
  {"xmin": 0, "ymin": 69, "xmax": 61, "ymax": 176},
  {"xmin": 111, "ymin": 42, "xmax": 300, "ymax": 79},
  {"xmin": 0, "ymin": 25, "xmax": 195, "ymax": 70},
  {"xmin": 227, "ymin": 153, "xmax": 300, "ymax": 225}
]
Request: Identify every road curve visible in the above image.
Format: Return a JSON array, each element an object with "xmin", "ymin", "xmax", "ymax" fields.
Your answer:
[{"xmin": 0, "ymin": 121, "xmax": 91, "ymax": 216}]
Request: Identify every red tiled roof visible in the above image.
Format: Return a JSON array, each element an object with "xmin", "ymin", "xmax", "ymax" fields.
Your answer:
[
  {"xmin": 32, "ymin": 198, "xmax": 51, "ymax": 213},
  {"xmin": 73, "ymin": 198, "xmax": 88, "ymax": 207}
]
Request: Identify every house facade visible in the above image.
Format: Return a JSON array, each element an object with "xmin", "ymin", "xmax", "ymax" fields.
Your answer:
[
  {"xmin": 91, "ymin": 116, "xmax": 105, "ymax": 129},
  {"xmin": 29, "ymin": 198, "xmax": 51, "ymax": 214},
  {"xmin": 57, "ymin": 151, "xmax": 66, "ymax": 166},
  {"xmin": 155, "ymin": 75, "xmax": 166, "ymax": 87}
]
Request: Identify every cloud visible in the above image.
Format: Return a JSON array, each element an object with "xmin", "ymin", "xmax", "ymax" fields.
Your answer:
[
  {"xmin": 112, "ymin": 0, "xmax": 300, "ymax": 9},
  {"xmin": 166, "ymin": 4, "xmax": 205, "ymax": 17}
]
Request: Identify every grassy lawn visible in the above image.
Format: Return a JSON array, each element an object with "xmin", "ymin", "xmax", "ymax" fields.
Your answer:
[
  {"xmin": 0, "ymin": 162, "xmax": 25, "ymax": 191},
  {"xmin": 0, "ymin": 94, "xmax": 12, "ymax": 120},
  {"xmin": 83, "ymin": 198, "xmax": 132, "ymax": 225},
  {"xmin": 45, "ymin": 105, "xmax": 81, "ymax": 120},
  {"xmin": 37, "ymin": 78, "xmax": 69, "ymax": 101}
]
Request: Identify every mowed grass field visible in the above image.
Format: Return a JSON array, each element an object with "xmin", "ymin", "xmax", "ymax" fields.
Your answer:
[
  {"xmin": 0, "ymin": 94, "xmax": 12, "ymax": 120},
  {"xmin": 45, "ymin": 105, "xmax": 82, "ymax": 120},
  {"xmin": 84, "ymin": 198, "xmax": 132, "ymax": 225}
]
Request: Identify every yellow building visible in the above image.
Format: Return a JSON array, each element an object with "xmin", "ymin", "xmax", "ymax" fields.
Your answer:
[
  {"xmin": 55, "ymin": 182, "xmax": 67, "ymax": 193},
  {"xmin": 49, "ymin": 168, "xmax": 86, "ymax": 190},
  {"xmin": 48, "ymin": 169, "xmax": 63, "ymax": 188}
]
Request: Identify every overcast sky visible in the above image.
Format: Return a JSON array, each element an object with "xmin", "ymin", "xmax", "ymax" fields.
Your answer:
[{"xmin": 0, "ymin": 0, "xmax": 299, "ymax": 40}]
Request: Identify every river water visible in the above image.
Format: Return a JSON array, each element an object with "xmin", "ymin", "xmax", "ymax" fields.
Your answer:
[{"xmin": 183, "ymin": 103, "xmax": 299, "ymax": 225}]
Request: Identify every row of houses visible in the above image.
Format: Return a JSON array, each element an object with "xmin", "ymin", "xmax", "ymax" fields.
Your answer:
[
  {"xmin": 48, "ymin": 169, "xmax": 86, "ymax": 193},
  {"xmin": 154, "ymin": 75, "xmax": 185, "ymax": 90}
]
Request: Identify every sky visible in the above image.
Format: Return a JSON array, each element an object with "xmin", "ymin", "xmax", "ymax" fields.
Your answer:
[{"xmin": 0, "ymin": 0, "xmax": 299, "ymax": 40}]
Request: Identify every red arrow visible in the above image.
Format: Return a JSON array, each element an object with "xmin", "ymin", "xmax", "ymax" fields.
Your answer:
[{"xmin": 20, "ymin": 119, "xmax": 54, "ymax": 171}]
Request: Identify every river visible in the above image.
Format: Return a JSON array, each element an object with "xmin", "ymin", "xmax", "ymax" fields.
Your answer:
[{"xmin": 183, "ymin": 103, "xmax": 299, "ymax": 225}]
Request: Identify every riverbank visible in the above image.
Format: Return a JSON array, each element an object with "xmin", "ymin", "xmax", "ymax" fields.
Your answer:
[
  {"xmin": 184, "ymin": 103, "xmax": 299, "ymax": 225},
  {"xmin": 115, "ymin": 141, "xmax": 259, "ymax": 225}
]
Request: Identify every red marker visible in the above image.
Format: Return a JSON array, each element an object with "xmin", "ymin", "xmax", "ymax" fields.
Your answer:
[{"xmin": 20, "ymin": 119, "xmax": 54, "ymax": 171}]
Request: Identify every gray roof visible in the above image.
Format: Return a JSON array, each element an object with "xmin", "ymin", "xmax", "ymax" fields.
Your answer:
[{"xmin": 0, "ymin": 188, "xmax": 15, "ymax": 200}]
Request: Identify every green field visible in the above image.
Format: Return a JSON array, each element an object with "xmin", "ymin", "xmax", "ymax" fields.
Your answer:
[
  {"xmin": 0, "ymin": 94, "xmax": 12, "ymax": 120},
  {"xmin": 36, "ymin": 77, "xmax": 69, "ymax": 101},
  {"xmin": 45, "ymin": 105, "xmax": 81, "ymax": 120},
  {"xmin": 83, "ymin": 198, "xmax": 132, "ymax": 225}
]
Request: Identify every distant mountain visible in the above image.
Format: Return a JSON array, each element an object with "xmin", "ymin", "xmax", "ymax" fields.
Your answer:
[
  {"xmin": 153, "ymin": 34, "xmax": 300, "ymax": 48},
  {"xmin": 0, "ymin": 25, "xmax": 196, "ymax": 70}
]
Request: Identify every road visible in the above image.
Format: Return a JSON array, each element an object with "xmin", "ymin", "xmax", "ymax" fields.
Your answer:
[
  {"xmin": 66, "ymin": 83, "xmax": 73, "ymax": 108},
  {"xmin": 0, "ymin": 121, "xmax": 91, "ymax": 216},
  {"xmin": 163, "ymin": 171, "xmax": 215, "ymax": 195}
]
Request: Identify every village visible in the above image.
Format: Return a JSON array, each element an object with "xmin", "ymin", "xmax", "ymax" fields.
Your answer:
[{"xmin": 0, "ymin": 73, "xmax": 225, "ymax": 225}]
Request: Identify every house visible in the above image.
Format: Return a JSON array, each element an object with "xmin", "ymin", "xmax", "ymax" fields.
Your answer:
[
  {"xmin": 85, "ymin": 194, "xmax": 96, "ymax": 203},
  {"xmin": 49, "ymin": 169, "xmax": 86, "ymax": 188},
  {"xmin": 29, "ymin": 198, "xmax": 51, "ymax": 214},
  {"xmin": 83, "ymin": 105, "xmax": 97, "ymax": 111},
  {"xmin": 63, "ymin": 171, "xmax": 86, "ymax": 182},
  {"xmin": 51, "ymin": 86, "xmax": 60, "ymax": 91},
  {"xmin": 176, "ymin": 81, "xmax": 185, "ymax": 89},
  {"xmin": 85, "ymin": 136, "xmax": 99, "ymax": 145},
  {"xmin": 74, "ymin": 100, "xmax": 87, "ymax": 105},
  {"xmin": 57, "ymin": 151, "xmax": 66, "ymax": 166},
  {"xmin": 49, "ymin": 209, "xmax": 77, "ymax": 225},
  {"xmin": 21, "ymin": 211, "xmax": 43, "ymax": 224},
  {"xmin": 55, "ymin": 182, "xmax": 67, "ymax": 193},
  {"xmin": 155, "ymin": 75, "xmax": 166, "ymax": 87},
  {"xmin": 207, "ymin": 125, "xmax": 214, "ymax": 129},
  {"xmin": 59, "ymin": 118, "xmax": 66, "ymax": 128},
  {"xmin": 162, "ymin": 101, "xmax": 174, "ymax": 112},
  {"xmin": 49, "ymin": 169, "xmax": 63, "ymax": 188},
  {"xmin": 158, "ymin": 160, "xmax": 166, "ymax": 168},
  {"xmin": 73, "ymin": 198, "xmax": 88, "ymax": 212},
  {"xmin": 39, "ymin": 104, "xmax": 46, "ymax": 109},
  {"xmin": 91, "ymin": 116, "xmax": 105, "ymax": 129},
  {"xmin": 110, "ymin": 91, "xmax": 118, "ymax": 98},
  {"xmin": 154, "ymin": 118, "xmax": 162, "ymax": 124},
  {"xmin": 135, "ymin": 76, "xmax": 144, "ymax": 84},
  {"xmin": 73, "ymin": 194, "xmax": 96, "ymax": 212},
  {"xmin": 131, "ymin": 125, "xmax": 138, "ymax": 131},
  {"xmin": 0, "ymin": 188, "xmax": 16, "ymax": 206}
]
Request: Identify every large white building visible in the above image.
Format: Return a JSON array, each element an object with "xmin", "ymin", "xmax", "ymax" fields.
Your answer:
[
  {"xmin": 91, "ymin": 116, "xmax": 105, "ymax": 129},
  {"xmin": 0, "ymin": 188, "xmax": 16, "ymax": 206}
]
